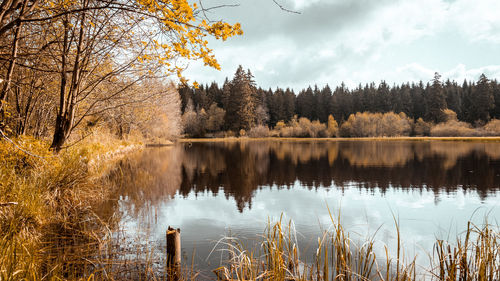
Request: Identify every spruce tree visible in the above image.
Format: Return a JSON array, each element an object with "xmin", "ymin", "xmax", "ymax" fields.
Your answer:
[
  {"xmin": 473, "ymin": 74, "xmax": 494, "ymax": 123},
  {"xmin": 491, "ymin": 80, "xmax": 500, "ymax": 119},
  {"xmin": 425, "ymin": 72, "xmax": 447, "ymax": 123},
  {"xmin": 240, "ymin": 69, "xmax": 258, "ymax": 130},
  {"xmin": 223, "ymin": 65, "xmax": 258, "ymax": 131},
  {"xmin": 283, "ymin": 88, "xmax": 296, "ymax": 122}
]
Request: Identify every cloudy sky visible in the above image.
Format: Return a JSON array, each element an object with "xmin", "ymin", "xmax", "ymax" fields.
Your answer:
[{"xmin": 184, "ymin": 0, "xmax": 500, "ymax": 90}]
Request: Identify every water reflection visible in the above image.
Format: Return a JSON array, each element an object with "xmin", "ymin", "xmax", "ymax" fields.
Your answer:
[{"xmin": 109, "ymin": 140, "xmax": 500, "ymax": 213}]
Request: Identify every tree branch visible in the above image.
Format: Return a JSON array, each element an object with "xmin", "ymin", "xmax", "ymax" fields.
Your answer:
[{"xmin": 272, "ymin": 0, "xmax": 300, "ymax": 14}]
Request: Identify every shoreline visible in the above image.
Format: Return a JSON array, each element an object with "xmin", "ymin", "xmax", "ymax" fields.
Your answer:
[{"xmin": 178, "ymin": 136, "xmax": 500, "ymax": 142}]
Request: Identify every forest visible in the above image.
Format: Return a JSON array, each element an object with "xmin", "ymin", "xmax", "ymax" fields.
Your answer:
[{"xmin": 180, "ymin": 66, "xmax": 500, "ymax": 138}]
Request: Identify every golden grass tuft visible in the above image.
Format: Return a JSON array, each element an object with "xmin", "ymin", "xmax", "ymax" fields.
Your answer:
[
  {"xmin": 0, "ymin": 130, "xmax": 141, "ymax": 280},
  {"xmin": 211, "ymin": 212, "xmax": 498, "ymax": 281}
]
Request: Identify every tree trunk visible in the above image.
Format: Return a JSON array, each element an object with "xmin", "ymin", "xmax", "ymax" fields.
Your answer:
[
  {"xmin": 0, "ymin": 1, "xmax": 25, "ymax": 121},
  {"xmin": 50, "ymin": 5, "xmax": 87, "ymax": 152},
  {"xmin": 50, "ymin": 16, "xmax": 70, "ymax": 152}
]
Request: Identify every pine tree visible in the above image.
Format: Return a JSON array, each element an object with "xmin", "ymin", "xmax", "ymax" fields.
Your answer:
[
  {"xmin": 239, "ymin": 69, "xmax": 258, "ymax": 130},
  {"xmin": 425, "ymin": 72, "xmax": 447, "ymax": 123},
  {"xmin": 223, "ymin": 65, "xmax": 258, "ymax": 131},
  {"xmin": 375, "ymin": 81, "xmax": 391, "ymax": 113},
  {"xmin": 473, "ymin": 74, "xmax": 494, "ymax": 123},
  {"xmin": 491, "ymin": 79, "xmax": 500, "ymax": 119},
  {"xmin": 296, "ymin": 86, "xmax": 314, "ymax": 120},
  {"xmin": 317, "ymin": 85, "xmax": 332, "ymax": 123},
  {"xmin": 463, "ymin": 79, "xmax": 476, "ymax": 123},
  {"xmin": 444, "ymin": 80, "xmax": 463, "ymax": 120},
  {"xmin": 283, "ymin": 88, "xmax": 296, "ymax": 122}
]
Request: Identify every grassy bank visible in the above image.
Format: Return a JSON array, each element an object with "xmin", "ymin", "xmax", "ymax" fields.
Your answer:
[{"xmin": 0, "ymin": 132, "xmax": 142, "ymax": 280}]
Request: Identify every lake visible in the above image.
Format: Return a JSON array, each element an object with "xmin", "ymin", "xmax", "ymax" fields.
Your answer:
[{"xmin": 104, "ymin": 139, "xmax": 500, "ymax": 279}]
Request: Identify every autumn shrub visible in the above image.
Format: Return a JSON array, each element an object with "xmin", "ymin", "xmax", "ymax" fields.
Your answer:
[
  {"xmin": 339, "ymin": 112, "xmax": 412, "ymax": 137},
  {"xmin": 224, "ymin": 130, "xmax": 237, "ymax": 138},
  {"xmin": 300, "ymin": 118, "xmax": 328, "ymax": 137},
  {"xmin": 312, "ymin": 120, "xmax": 328, "ymax": 137},
  {"xmin": 442, "ymin": 108, "xmax": 458, "ymax": 122},
  {"xmin": 483, "ymin": 119, "xmax": 500, "ymax": 136},
  {"xmin": 340, "ymin": 112, "xmax": 379, "ymax": 137},
  {"xmin": 379, "ymin": 112, "xmax": 412, "ymax": 136},
  {"xmin": 414, "ymin": 118, "xmax": 432, "ymax": 136},
  {"xmin": 430, "ymin": 120, "xmax": 478, "ymax": 137},
  {"xmin": 275, "ymin": 120, "xmax": 286, "ymax": 131},
  {"xmin": 205, "ymin": 103, "xmax": 226, "ymax": 132},
  {"xmin": 278, "ymin": 126, "xmax": 293, "ymax": 137},
  {"xmin": 276, "ymin": 117, "xmax": 301, "ymax": 137},
  {"xmin": 248, "ymin": 125, "xmax": 270, "ymax": 138},
  {"xmin": 327, "ymin": 114, "xmax": 339, "ymax": 137},
  {"xmin": 182, "ymin": 108, "xmax": 206, "ymax": 137},
  {"xmin": 428, "ymin": 109, "xmax": 477, "ymax": 137},
  {"xmin": 275, "ymin": 117, "xmax": 329, "ymax": 138},
  {"xmin": 269, "ymin": 129, "xmax": 281, "ymax": 137}
]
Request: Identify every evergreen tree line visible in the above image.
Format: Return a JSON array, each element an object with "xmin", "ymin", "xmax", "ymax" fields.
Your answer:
[{"xmin": 179, "ymin": 66, "xmax": 500, "ymax": 137}]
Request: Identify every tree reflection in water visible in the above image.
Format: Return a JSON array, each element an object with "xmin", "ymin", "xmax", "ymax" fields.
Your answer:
[{"xmin": 109, "ymin": 140, "xmax": 500, "ymax": 213}]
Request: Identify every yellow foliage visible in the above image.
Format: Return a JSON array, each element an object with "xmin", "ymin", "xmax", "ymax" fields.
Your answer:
[
  {"xmin": 39, "ymin": 0, "xmax": 242, "ymax": 87},
  {"xmin": 340, "ymin": 112, "xmax": 412, "ymax": 137},
  {"xmin": 133, "ymin": 0, "xmax": 243, "ymax": 84},
  {"xmin": 442, "ymin": 109, "xmax": 458, "ymax": 122},
  {"xmin": 275, "ymin": 120, "xmax": 286, "ymax": 130},
  {"xmin": 327, "ymin": 115, "xmax": 338, "ymax": 137}
]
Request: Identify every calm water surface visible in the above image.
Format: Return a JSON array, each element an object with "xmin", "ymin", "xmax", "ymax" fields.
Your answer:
[{"xmin": 104, "ymin": 140, "xmax": 500, "ymax": 278}]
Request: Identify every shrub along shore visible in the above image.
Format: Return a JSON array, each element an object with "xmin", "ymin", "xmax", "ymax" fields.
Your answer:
[
  {"xmin": 180, "ymin": 136, "xmax": 500, "ymax": 143},
  {"xmin": 183, "ymin": 110, "xmax": 500, "ymax": 139}
]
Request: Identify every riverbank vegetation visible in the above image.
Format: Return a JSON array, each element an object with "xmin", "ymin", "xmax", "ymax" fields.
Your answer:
[
  {"xmin": 212, "ymin": 215, "xmax": 499, "ymax": 281},
  {"xmin": 0, "ymin": 130, "xmax": 142, "ymax": 279}
]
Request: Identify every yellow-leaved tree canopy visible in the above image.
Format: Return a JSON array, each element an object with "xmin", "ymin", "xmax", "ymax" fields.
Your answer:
[{"xmin": 0, "ymin": 0, "xmax": 243, "ymax": 150}]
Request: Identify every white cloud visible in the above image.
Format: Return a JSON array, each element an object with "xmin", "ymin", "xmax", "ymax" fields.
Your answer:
[
  {"xmin": 450, "ymin": 0, "xmax": 500, "ymax": 43},
  {"xmin": 184, "ymin": 0, "xmax": 500, "ymax": 90},
  {"xmin": 396, "ymin": 63, "xmax": 500, "ymax": 83},
  {"xmin": 289, "ymin": 0, "xmax": 324, "ymax": 9},
  {"xmin": 334, "ymin": 0, "xmax": 447, "ymax": 55},
  {"xmin": 396, "ymin": 63, "xmax": 437, "ymax": 81}
]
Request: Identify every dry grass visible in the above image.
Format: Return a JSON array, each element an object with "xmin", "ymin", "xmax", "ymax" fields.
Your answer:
[
  {"xmin": 432, "ymin": 221, "xmax": 499, "ymax": 281},
  {"xmin": 211, "ymin": 211, "xmax": 498, "ymax": 281},
  {"xmin": 0, "ymin": 131, "xmax": 141, "ymax": 280}
]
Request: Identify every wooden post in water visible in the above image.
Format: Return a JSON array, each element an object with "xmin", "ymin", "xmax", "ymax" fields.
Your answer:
[{"xmin": 166, "ymin": 226, "xmax": 181, "ymax": 280}]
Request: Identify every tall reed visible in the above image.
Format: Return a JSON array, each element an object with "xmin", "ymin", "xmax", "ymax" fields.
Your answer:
[
  {"xmin": 212, "ymin": 213, "xmax": 497, "ymax": 281},
  {"xmin": 432, "ymin": 221, "xmax": 499, "ymax": 281}
]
